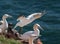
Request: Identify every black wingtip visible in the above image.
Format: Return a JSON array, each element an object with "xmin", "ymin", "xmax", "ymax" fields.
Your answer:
[{"xmin": 42, "ymin": 10, "xmax": 47, "ymax": 15}]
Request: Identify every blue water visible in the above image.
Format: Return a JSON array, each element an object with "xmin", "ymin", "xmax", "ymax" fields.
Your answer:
[{"xmin": 0, "ymin": 0, "xmax": 60, "ymax": 44}]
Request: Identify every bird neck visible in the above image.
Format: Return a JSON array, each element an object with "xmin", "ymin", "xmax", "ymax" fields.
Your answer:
[
  {"xmin": 2, "ymin": 17, "xmax": 7, "ymax": 22},
  {"xmin": 2, "ymin": 17, "xmax": 8, "ymax": 29},
  {"xmin": 34, "ymin": 29, "xmax": 40, "ymax": 36},
  {"xmin": 34, "ymin": 29, "xmax": 40, "ymax": 33}
]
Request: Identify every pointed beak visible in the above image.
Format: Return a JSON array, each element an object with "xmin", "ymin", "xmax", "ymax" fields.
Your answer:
[
  {"xmin": 38, "ymin": 25, "xmax": 44, "ymax": 31},
  {"xmin": 8, "ymin": 15, "xmax": 12, "ymax": 18},
  {"xmin": 17, "ymin": 19, "xmax": 18, "ymax": 21},
  {"xmin": 17, "ymin": 19, "xmax": 19, "ymax": 21},
  {"xmin": 17, "ymin": 18, "xmax": 20, "ymax": 21}
]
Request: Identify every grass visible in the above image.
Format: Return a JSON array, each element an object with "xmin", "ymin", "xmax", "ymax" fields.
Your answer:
[{"xmin": 0, "ymin": 35, "xmax": 22, "ymax": 44}]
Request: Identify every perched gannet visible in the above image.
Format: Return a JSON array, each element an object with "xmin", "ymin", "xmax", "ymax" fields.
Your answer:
[
  {"xmin": 19, "ymin": 24, "xmax": 43, "ymax": 43},
  {"xmin": 0, "ymin": 14, "xmax": 12, "ymax": 33},
  {"xmin": 13, "ymin": 12, "xmax": 45, "ymax": 33}
]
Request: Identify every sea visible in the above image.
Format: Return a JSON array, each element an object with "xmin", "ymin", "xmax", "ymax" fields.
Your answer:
[{"xmin": 0, "ymin": 0, "xmax": 60, "ymax": 44}]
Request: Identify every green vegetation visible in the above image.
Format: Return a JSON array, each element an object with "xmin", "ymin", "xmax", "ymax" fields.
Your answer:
[{"xmin": 0, "ymin": 35, "xmax": 22, "ymax": 44}]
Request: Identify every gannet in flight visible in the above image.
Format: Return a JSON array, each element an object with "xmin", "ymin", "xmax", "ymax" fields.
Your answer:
[{"xmin": 13, "ymin": 12, "xmax": 45, "ymax": 33}]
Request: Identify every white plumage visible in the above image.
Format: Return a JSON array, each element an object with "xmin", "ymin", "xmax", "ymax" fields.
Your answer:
[
  {"xmin": 13, "ymin": 12, "xmax": 44, "ymax": 29},
  {"xmin": 20, "ymin": 24, "xmax": 43, "ymax": 42},
  {"xmin": 0, "ymin": 14, "xmax": 12, "ymax": 33}
]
